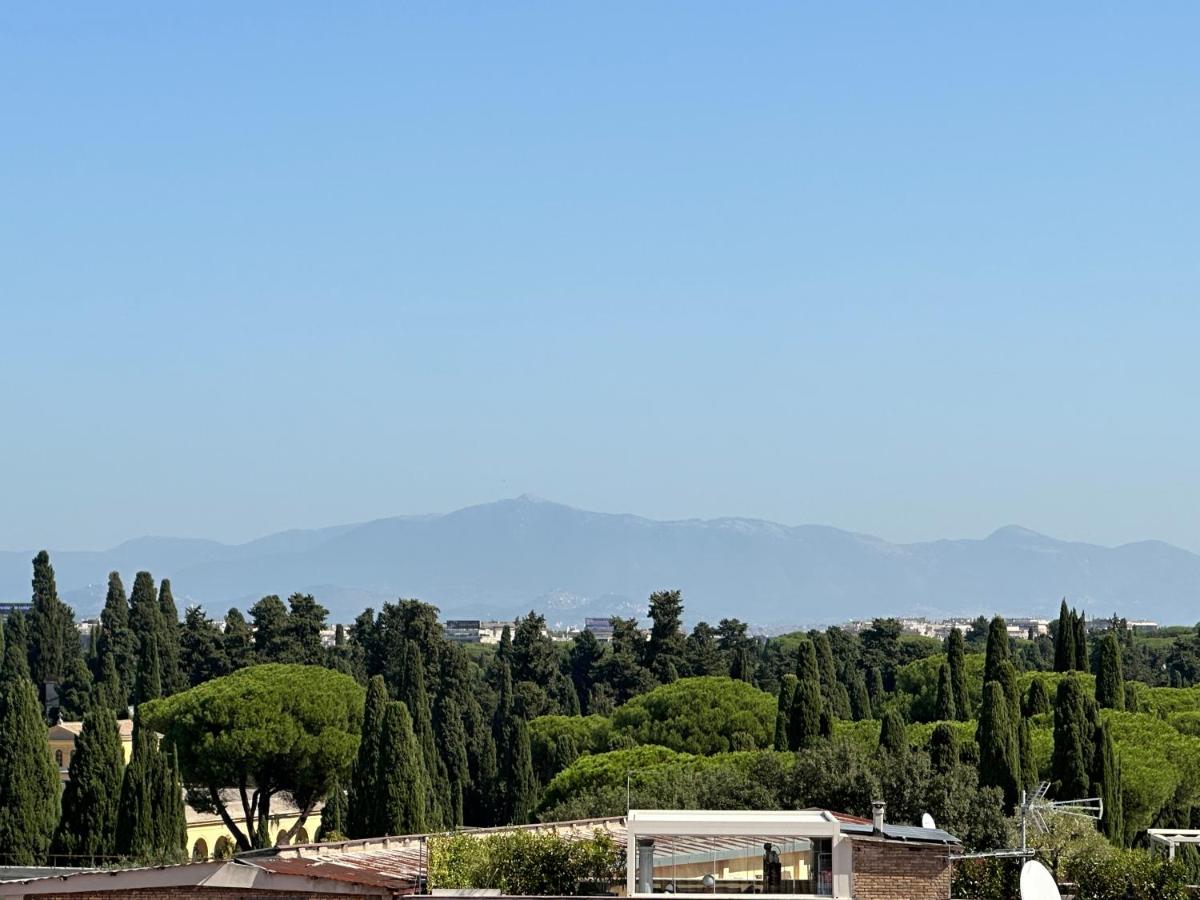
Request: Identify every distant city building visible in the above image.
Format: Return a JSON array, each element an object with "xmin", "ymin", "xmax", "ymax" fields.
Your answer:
[
  {"xmin": 585, "ymin": 617, "xmax": 615, "ymax": 642},
  {"xmin": 445, "ymin": 620, "xmax": 515, "ymax": 644},
  {"xmin": 0, "ymin": 600, "xmax": 33, "ymax": 619}
]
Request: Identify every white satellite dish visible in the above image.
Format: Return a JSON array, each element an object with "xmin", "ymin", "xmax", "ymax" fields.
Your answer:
[
  {"xmin": 920, "ymin": 812, "xmax": 936, "ymax": 829},
  {"xmin": 1019, "ymin": 860, "xmax": 1061, "ymax": 900}
]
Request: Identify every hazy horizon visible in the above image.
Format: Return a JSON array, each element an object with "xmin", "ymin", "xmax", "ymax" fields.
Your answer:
[{"xmin": 4, "ymin": 5, "xmax": 1199, "ymax": 552}]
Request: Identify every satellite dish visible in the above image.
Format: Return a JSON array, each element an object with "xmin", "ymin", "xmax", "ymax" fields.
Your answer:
[
  {"xmin": 921, "ymin": 813, "xmax": 936, "ymax": 829},
  {"xmin": 1019, "ymin": 860, "xmax": 1061, "ymax": 900}
]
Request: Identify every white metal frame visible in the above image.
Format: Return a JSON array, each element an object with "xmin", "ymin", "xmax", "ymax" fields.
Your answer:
[
  {"xmin": 1148, "ymin": 829, "xmax": 1200, "ymax": 861},
  {"xmin": 624, "ymin": 810, "xmax": 852, "ymax": 900}
]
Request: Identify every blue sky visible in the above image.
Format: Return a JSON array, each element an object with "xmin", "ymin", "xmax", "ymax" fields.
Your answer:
[{"xmin": 2, "ymin": 4, "xmax": 1198, "ymax": 551}]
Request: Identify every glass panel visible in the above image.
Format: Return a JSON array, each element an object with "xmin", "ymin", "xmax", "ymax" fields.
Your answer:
[{"xmin": 645, "ymin": 834, "xmax": 819, "ymax": 894}]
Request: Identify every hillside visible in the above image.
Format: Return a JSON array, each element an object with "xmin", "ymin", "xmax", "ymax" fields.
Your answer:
[{"xmin": 1, "ymin": 496, "xmax": 1198, "ymax": 625}]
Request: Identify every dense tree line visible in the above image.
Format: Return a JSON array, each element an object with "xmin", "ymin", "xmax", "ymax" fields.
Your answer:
[{"xmin": 3, "ymin": 548, "xmax": 1193, "ymax": 868}]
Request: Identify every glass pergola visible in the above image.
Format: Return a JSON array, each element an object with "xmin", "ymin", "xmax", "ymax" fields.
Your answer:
[{"xmin": 625, "ymin": 810, "xmax": 849, "ymax": 899}]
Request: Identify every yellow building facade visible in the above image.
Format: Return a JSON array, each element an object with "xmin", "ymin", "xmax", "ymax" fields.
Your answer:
[{"xmin": 47, "ymin": 724, "xmax": 319, "ymax": 861}]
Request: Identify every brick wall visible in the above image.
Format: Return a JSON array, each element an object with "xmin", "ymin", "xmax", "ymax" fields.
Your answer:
[{"xmin": 852, "ymin": 839, "xmax": 952, "ymax": 900}]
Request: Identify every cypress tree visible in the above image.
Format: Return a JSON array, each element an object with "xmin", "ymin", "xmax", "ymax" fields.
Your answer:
[
  {"xmin": 156, "ymin": 580, "xmax": 186, "ymax": 696},
  {"xmin": 1051, "ymin": 675, "xmax": 1093, "ymax": 799},
  {"xmin": 492, "ymin": 660, "xmax": 537, "ymax": 824},
  {"xmin": 1073, "ymin": 612, "xmax": 1089, "ymax": 672},
  {"xmin": 434, "ymin": 694, "xmax": 469, "ymax": 827},
  {"xmin": 1, "ymin": 611, "xmax": 30, "ymax": 682},
  {"xmin": 347, "ymin": 675, "xmax": 387, "ymax": 838},
  {"xmin": 848, "ymin": 670, "xmax": 872, "ymax": 721},
  {"xmin": 116, "ymin": 714, "xmax": 182, "ymax": 860},
  {"xmin": 316, "ymin": 780, "xmax": 348, "ymax": 841},
  {"xmin": 0, "ymin": 675, "xmax": 60, "ymax": 864},
  {"xmin": 879, "ymin": 708, "xmax": 907, "ymax": 754},
  {"xmin": 929, "ymin": 723, "xmax": 959, "ymax": 773},
  {"xmin": 730, "ymin": 645, "xmax": 755, "ymax": 683},
  {"xmin": 222, "ymin": 608, "xmax": 254, "ymax": 671},
  {"xmin": 58, "ymin": 654, "xmax": 93, "ymax": 720},
  {"xmin": 796, "ymin": 638, "xmax": 820, "ymax": 683},
  {"xmin": 946, "ymin": 627, "xmax": 970, "ymax": 720},
  {"xmin": 1095, "ymin": 632, "xmax": 1125, "ymax": 710},
  {"xmin": 976, "ymin": 681, "xmax": 1019, "ymax": 810},
  {"xmin": 134, "ymin": 636, "xmax": 161, "ymax": 705},
  {"xmin": 774, "ymin": 674, "xmax": 798, "ymax": 750},
  {"xmin": 998, "ymin": 659, "xmax": 1021, "ymax": 728},
  {"xmin": 813, "ymin": 633, "xmax": 850, "ymax": 719},
  {"xmin": 867, "ymin": 667, "xmax": 885, "ymax": 713},
  {"xmin": 398, "ymin": 642, "xmax": 448, "ymax": 829},
  {"xmin": 934, "ymin": 662, "xmax": 956, "ymax": 721},
  {"xmin": 1092, "ymin": 722, "xmax": 1123, "ymax": 845},
  {"xmin": 1024, "ymin": 676, "xmax": 1051, "ymax": 717},
  {"xmin": 788, "ymin": 671, "xmax": 823, "ymax": 750},
  {"xmin": 982, "ymin": 616, "xmax": 1010, "ymax": 685},
  {"xmin": 506, "ymin": 717, "xmax": 537, "ymax": 825},
  {"xmin": 378, "ymin": 702, "xmax": 426, "ymax": 835},
  {"xmin": 52, "ymin": 709, "xmax": 124, "ymax": 864},
  {"xmin": 1054, "ymin": 600, "xmax": 1075, "ymax": 672},
  {"xmin": 28, "ymin": 551, "xmax": 81, "ymax": 711},
  {"xmin": 97, "ymin": 572, "xmax": 135, "ymax": 707}
]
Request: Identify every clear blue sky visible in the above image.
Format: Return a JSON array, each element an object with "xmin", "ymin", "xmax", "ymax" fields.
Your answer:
[{"xmin": 2, "ymin": 4, "xmax": 1199, "ymax": 552}]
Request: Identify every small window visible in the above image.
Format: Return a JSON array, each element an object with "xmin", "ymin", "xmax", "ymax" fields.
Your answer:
[{"xmin": 54, "ymin": 749, "xmax": 63, "ymax": 767}]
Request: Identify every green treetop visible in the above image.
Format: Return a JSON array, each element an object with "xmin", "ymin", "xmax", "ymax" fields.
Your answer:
[
  {"xmin": 51, "ymin": 708, "xmax": 125, "ymax": 864},
  {"xmin": 0, "ymin": 674, "xmax": 60, "ymax": 864}
]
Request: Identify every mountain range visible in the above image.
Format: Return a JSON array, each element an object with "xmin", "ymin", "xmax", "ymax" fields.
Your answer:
[{"xmin": 1, "ymin": 495, "xmax": 1197, "ymax": 627}]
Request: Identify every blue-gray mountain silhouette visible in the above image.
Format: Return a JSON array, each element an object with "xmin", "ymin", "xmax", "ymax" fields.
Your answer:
[{"xmin": 1, "ymin": 496, "xmax": 1195, "ymax": 626}]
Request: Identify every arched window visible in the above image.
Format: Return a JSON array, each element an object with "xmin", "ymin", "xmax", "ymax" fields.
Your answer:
[
  {"xmin": 214, "ymin": 837, "xmax": 233, "ymax": 860},
  {"xmin": 275, "ymin": 829, "xmax": 291, "ymax": 847},
  {"xmin": 294, "ymin": 827, "xmax": 310, "ymax": 845},
  {"xmin": 191, "ymin": 838, "xmax": 208, "ymax": 861},
  {"xmin": 54, "ymin": 749, "xmax": 63, "ymax": 767}
]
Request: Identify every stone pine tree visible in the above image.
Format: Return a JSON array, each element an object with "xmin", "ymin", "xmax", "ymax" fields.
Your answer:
[
  {"xmin": 945, "ymin": 627, "xmax": 971, "ymax": 720},
  {"xmin": 1092, "ymin": 722, "xmax": 1123, "ymax": 845},
  {"xmin": 788, "ymin": 669, "xmax": 824, "ymax": 750},
  {"xmin": 347, "ymin": 675, "xmax": 388, "ymax": 838},
  {"xmin": 878, "ymin": 708, "xmax": 908, "ymax": 755},
  {"xmin": 51, "ymin": 709, "xmax": 124, "ymax": 864},
  {"xmin": 928, "ymin": 723, "xmax": 959, "ymax": 773},
  {"xmin": 934, "ymin": 663, "xmax": 956, "ymax": 721},
  {"xmin": 1095, "ymin": 633, "xmax": 1125, "ymax": 710},
  {"xmin": 977, "ymin": 681, "xmax": 1019, "ymax": 811},
  {"xmin": 1024, "ymin": 676, "xmax": 1051, "ymax": 716},
  {"xmin": 1073, "ymin": 613, "xmax": 1089, "ymax": 673},
  {"xmin": 377, "ymin": 702, "xmax": 427, "ymax": 835},
  {"xmin": 156, "ymin": 580, "xmax": 186, "ymax": 696},
  {"xmin": 398, "ymin": 642, "xmax": 449, "ymax": 829},
  {"xmin": 1054, "ymin": 600, "xmax": 1075, "ymax": 673},
  {"xmin": 96, "ymin": 572, "xmax": 135, "ymax": 708},
  {"xmin": 1051, "ymin": 675, "xmax": 1094, "ymax": 800},
  {"xmin": 0, "ymin": 675, "xmax": 61, "ymax": 864},
  {"xmin": 774, "ymin": 674, "xmax": 797, "ymax": 751}
]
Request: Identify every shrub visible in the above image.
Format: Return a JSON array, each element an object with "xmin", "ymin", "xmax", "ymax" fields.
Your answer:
[{"xmin": 428, "ymin": 829, "xmax": 622, "ymax": 895}]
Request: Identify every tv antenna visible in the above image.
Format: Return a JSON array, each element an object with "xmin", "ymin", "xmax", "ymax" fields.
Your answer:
[
  {"xmin": 1020, "ymin": 782, "xmax": 1103, "ymax": 850},
  {"xmin": 1019, "ymin": 859, "xmax": 1061, "ymax": 900}
]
